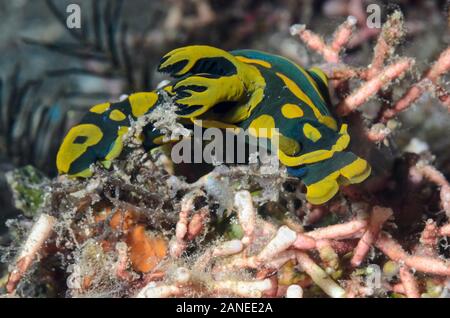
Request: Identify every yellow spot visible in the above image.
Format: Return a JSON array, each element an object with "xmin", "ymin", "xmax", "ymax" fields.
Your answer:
[
  {"xmin": 105, "ymin": 126, "xmax": 129, "ymax": 161},
  {"xmin": 281, "ymin": 104, "xmax": 304, "ymax": 119},
  {"xmin": 109, "ymin": 109, "xmax": 127, "ymax": 121},
  {"xmin": 56, "ymin": 124, "xmax": 103, "ymax": 174},
  {"xmin": 248, "ymin": 115, "xmax": 276, "ymax": 139},
  {"xmin": 303, "ymin": 123, "xmax": 322, "ymax": 142},
  {"xmin": 90, "ymin": 103, "xmax": 110, "ymax": 114},
  {"xmin": 235, "ymin": 56, "xmax": 272, "ymax": 68},
  {"xmin": 129, "ymin": 92, "xmax": 158, "ymax": 118}
]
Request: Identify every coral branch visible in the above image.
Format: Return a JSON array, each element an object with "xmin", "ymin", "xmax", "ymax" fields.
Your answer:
[
  {"xmin": 440, "ymin": 223, "xmax": 450, "ymax": 236},
  {"xmin": 225, "ymin": 226, "xmax": 298, "ymax": 269},
  {"xmin": 412, "ymin": 160, "xmax": 450, "ymax": 217},
  {"xmin": 364, "ymin": 123, "xmax": 391, "ymax": 142},
  {"xmin": 330, "ymin": 16, "xmax": 357, "ymax": 53},
  {"xmin": 234, "ymin": 191, "xmax": 256, "ymax": 246},
  {"xmin": 6, "ymin": 213, "xmax": 56, "ymax": 293},
  {"xmin": 375, "ymin": 232, "xmax": 450, "ymax": 276},
  {"xmin": 295, "ymin": 252, "xmax": 346, "ymax": 298},
  {"xmin": 419, "ymin": 219, "xmax": 439, "ymax": 255},
  {"xmin": 292, "ymin": 16, "xmax": 356, "ymax": 64},
  {"xmin": 399, "ymin": 266, "xmax": 421, "ymax": 298},
  {"xmin": 290, "ymin": 25, "xmax": 338, "ymax": 63},
  {"xmin": 365, "ymin": 11, "xmax": 405, "ymax": 80},
  {"xmin": 292, "ymin": 233, "xmax": 316, "ymax": 250},
  {"xmin": 307, "ymin": 218, "xmax": 367, "ymax": 240},
  {"xmin": 351, "ymin": 206, "xmax": 393, "ymax": 267},
  {"xmin": 169, "ymin": 191, "xmax": 206, "ymax": 258},
  {"xmin": 257, "ymin": 226, "xmax": 297, "ymax": 263},
  {"xmin": 265, "ymin": 250, "xmax": 296, "ymax": 269},
  {"xmin": 211, "ymin": 279, "xmax": 274, "ymax": 298},
  {"xmin": 212, "ymin": 239, "xmax": 244, "ymax": 257},
  {"xmin": 382, "ymin": 46, "xmax": 450, "ymax": 121},
  {"xmin": 136, "ymin": 282, "xmax": 183, "ymax": 298},
  {"xmin": 337, "ymin": 58, "xmax": 414, "ymax": 116},
  {"xmin": 317, "ymin": 239, "xmax": 339, "ymax": 271},
  {"xmin": 285, "ymin": 284, "xmax": 303, "ymax": 298}
]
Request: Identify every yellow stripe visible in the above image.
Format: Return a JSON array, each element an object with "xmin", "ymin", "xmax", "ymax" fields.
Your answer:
[
  {"xmin": 276, "ymin": 73, "xmax": 323, "ymax": 120},
  {"xmin": 276, "ymin": 72, "xmax": 337, "ymax": 131},
  {"xmin": 283, "ymin": 58, "xmax": 326, "ymax": 104},
  {"xmin": 235, "ymin": 56, "xmax": 272, "ymax": 68},
  {"xmin": 309, "ymin": 67, "xmax": 328, "ymax": 86},
  {"xmin": 105, "ymin": 126, "xmax": 129, "ymax": 161}
]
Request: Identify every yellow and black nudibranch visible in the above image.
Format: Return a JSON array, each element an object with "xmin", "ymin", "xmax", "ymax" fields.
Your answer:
[{"xmin": 56, "ymin": 45, "xmax": 371, "ymax": 204}]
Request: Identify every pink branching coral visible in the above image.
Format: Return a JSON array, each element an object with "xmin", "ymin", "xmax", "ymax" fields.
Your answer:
[{"xmin": 291, "ymin": 10, "xmax": 450, "ymax": 142}]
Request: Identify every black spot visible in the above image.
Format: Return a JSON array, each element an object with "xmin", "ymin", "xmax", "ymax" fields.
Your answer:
[{"xmin": 73, "ymin": 135, "xmax": 88, "ymax": 144}]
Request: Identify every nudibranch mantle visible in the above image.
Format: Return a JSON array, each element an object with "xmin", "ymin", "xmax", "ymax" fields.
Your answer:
[{"xmin": 56, "ymin": 45, "xmax": 371, "ymax": 204}]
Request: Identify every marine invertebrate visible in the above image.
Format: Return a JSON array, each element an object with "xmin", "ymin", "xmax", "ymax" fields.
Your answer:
[{"xmin": 56, "ymin": 45, "xmax": 371, "ymax": 204}]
